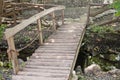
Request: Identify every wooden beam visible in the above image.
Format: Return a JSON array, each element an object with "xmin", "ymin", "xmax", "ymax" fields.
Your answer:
[
  {"xmin": 52, "ymin": 12, "xmax": 56, "ymax": 31},
  {"xmin": 0, "ymin": 0, "xmax": 3, "ymax": 24},
  {"xmin": 87, "ymin": 4, "xmax": 91, "ymax": 25},
  {"xmin": 5, "ymin": 5, "xmax": 65, "ymax": 39},
  {"xmin": 13, "ymin": 5, "xmax": 17, "ymax": 25},
  {"xmin": 0, "ymin": 0, "xmax": 3, "ymax": 15},
  {"xmin": 37, "ymin": 19, "xmax": 43, "ymax": 45},
  {"xmin": 7, "ymin": 37, "xmax": 19, "ymax": 74},
  {"xmin": 62, "ymin": 9, "xmax": 64, "ymax": 25}
]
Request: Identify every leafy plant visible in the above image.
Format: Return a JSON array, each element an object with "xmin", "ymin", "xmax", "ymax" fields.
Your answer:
[
  {"xmin": 0, "ymin": 61, "xmax": 4, "ymax": 67},
  {"xmin": 111, "ymin": 0, "xmax": 120, "ymax": 16},
  {"xmin": 0, "ymin": 24, "xmax": 6, "ymax": 41},
  {"xmin": 89, "ymin": 25, "xmax": 114, "ymax": 33}
]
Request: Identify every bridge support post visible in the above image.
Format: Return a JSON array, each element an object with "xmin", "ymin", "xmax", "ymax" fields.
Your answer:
[
  {"xmin": 0, "ymin": 0, "xmax": 3, "ymax": 24},
  {"xmin": 0, "ymin": 16, "xmax": 1, "ymax": 24},
  {"xmin": 37, "ymin": 18, "xmax": 43, "ymax": 45},
  {"xmin": 87, "ymin": 0, "xmax": 91, "ymax": 26},
  {"xmin": 62, "ymin": 9, "xmax": 64, "ymax": 25},
  {"xmin": 13, "ymin": 5, "xmax": 17, "ymax": 25},
  {"xmin": 7, "ymin": 37, "xmax": 19, "ymax": 74},
  {"xmin": 52, "ymin": 12, "xmax": 56, "ymax": 31}
]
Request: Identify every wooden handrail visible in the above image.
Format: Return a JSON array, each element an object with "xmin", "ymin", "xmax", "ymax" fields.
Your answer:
[
  {"xmin": 5, "ymin": 5, "xmax": 65, "ymax": 39},
  {"xmin": 87, "ymin": 2, "xmax": 110, "ymax": 25},
  {"xmin": 89, "ymin": 3, "xmax": 109, "ymax": 6}
]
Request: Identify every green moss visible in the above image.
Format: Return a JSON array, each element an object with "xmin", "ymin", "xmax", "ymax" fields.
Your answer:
[{"xmin": 0, "ymin": 24, "xmax": 6, "ymax": 41}]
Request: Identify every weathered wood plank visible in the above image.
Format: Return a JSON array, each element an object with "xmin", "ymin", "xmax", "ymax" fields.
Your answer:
[
  {"xmin": 28, "ymin": 59, "xmax": 73, "ymax": 63},
  {"xmin": 43, "ymin": 43, "xmax": 78, "ymax": 46},
  {"xmin": 38, "ymin": 45, "xmax": 78, "ymax": 49},
  {"xmin": 26, "ymin": 61, "xmax": 72, "ymax": 66},
  {"xmin": 35, "ymin": 51, "xmax": 74, "ymax": 54},
  {"xmin": 36, "ymin": 47, "xmax": 76, "ymax": 51},
  {"xmin": 12, "ymin": 76, "xmax": 66, "ymax": 80},
  {"xmin": 30, "ymin": 55, "xmax": 74, "ymax": 60},
  {"xmin": 32, "ymin": 53, "xmax": 75, "ymax": 56},
  {"xmin": 23, "ymin": 68, "xmax": 69, "ymax": 74},
  {"xmin": 25, "ymin": 65, "xmax": 71, "ymax": 70},
  {"xmin": 18, "ymin": 71, "xmax": 69, "ymax": 77},
  {"xmin": 49, "ymin": 35, "xmax": 80, "ymax": 39},
  {"xmin": 45, "ymin": 39, "xmax": 79, "ymax": 43},
  {"xmin": 35, "ymin": 50, "xmax": 75, "ymax": 54}
]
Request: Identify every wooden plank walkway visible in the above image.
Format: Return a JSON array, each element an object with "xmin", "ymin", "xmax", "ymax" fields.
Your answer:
[{"xmin": 12, "ymin": 20, "xmax": 87, "ymax": 80}]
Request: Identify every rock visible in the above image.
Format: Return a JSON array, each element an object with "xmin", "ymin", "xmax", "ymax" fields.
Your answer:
[
  {"xmin": 85, "ymin": 64, "xmax": 101, "ymax": 76},
  {"xmin": 108, "ymin": 69, "xmax": 120, "ymax": 78},
  {"xmin": 75, "ymin": 66, "xmax": 83, "ymax": 75},
  {"xmin": 103, "ymin": 0, "xmax": 113, "ymax": 4},
  {"xmin": 18, "ymin": 58, "xmax": 25, "ymax": 71},
  {"xmin": 71, "ymin": 70, "xmax": 78, "ymax": 80}
]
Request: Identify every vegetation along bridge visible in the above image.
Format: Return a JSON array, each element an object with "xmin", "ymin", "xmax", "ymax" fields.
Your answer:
[{"xmin": 4, "ymin": 3, "xmax": 88, "ymax": 80}]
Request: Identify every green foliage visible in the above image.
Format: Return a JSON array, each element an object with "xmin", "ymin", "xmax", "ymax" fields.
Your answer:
[
  {"xmin": 82, "ymin": 25, "xmax": 119, "ymax": 71},
  {"xmin": 0, "ymin": 61, "xmax": 12, "ymax": 69},
  {"xmin": 0, "ymin": 61, "xmax": 3, "ymax": 67},
  {"xmin": 78, "ymin": 75, "xmax": 86, "ymax": 80},
  {"xmin": 89, "ymin": 25, "xmax": 114, "ymax": 33},
  {"xmin": 0, "ymin": 24, "xmax": 6, "ymax": 41},
  {"xmin": 111, "ymin": 0, "xmax": 120, "ymax": 16},
  {"xmin": 88, "ymin": 55, "xmax": 116, "ymax": 71}
]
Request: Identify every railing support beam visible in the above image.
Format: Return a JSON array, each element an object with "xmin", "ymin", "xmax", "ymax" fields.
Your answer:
[
  {"xmin": 62, "ymin": 9, "xmax": 64, "ymax": 25},
  {"xmin": 7, "ymin": 37, "xmax": 19, "ymax": 74},
  {"xmin": 52, "ymin": 12, "xmax": 56, "ymax": 31},
  {"xmin": 37, "ymin": 18, "xmax": 43, "ymax": 45}
]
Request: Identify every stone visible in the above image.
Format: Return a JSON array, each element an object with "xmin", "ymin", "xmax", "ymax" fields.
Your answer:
[{"xmin": 85, "ymin": 64, "xmax": 101, "ymax": 76}]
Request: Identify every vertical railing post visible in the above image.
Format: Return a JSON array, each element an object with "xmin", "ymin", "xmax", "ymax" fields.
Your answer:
[
  {"xmin": 37, "ymin": 18, "xmax": 43, "ymax": 45},
  {"xmin": 13, "ymin": 5, "xmax": 17, "ymax": 25},
  {"xmin": 62, "ymin": 9, "xmax": 64, "ymax": 25},
  {"xmin": 52, "ymin": 11, "xmax": 56, "ymax": 31},
  {"xmin": 0, "ymin": 0, "xmax": 3, "ymax": 24},
  {"xmin": 0, "ymin": 16, "xmax": 1, "ymax": 24},
  {"xmin": 87, "ymin": 0, "xmax": 91, "ymax": 26},
  {"xmin": 7, "ymin": 37, "xmax": 19, "ymax": 74}
]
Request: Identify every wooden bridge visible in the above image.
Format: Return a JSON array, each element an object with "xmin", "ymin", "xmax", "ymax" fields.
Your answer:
[{"xmin": 4, "ymin": 4, "xmax": 88, "ymax": 80}]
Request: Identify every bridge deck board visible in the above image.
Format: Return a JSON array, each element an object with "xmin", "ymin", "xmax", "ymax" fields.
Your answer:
[{"xmin": 12, "ymin": 22, "xmax": 86, "ymax": 80}]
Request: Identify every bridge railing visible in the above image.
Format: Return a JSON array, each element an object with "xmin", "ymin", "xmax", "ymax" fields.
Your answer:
[
  {"xmin": 87, "ymin": 2, "xmax": 110, "ymax": 25},
  {"xmin": 4, "ymin": 5, "xmax": 65, "ymax": 74}
]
